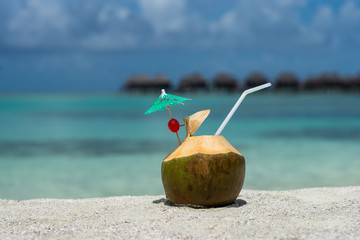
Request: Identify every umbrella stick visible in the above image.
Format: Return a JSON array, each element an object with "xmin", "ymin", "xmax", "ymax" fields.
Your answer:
[
  {"xmin": 175, "ymin": 132, "xmax": 181, "ymax": 145},
  {"xmin": 166, "ymin": 105, "xmax": 173, "ymax": 118}
]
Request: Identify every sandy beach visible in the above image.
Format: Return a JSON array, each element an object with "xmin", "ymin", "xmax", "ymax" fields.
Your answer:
[{"xmin": 1, "ymin": 186, "xmax": 359, "ymax": 239}]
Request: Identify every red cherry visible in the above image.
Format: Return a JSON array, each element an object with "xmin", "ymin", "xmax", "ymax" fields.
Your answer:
[{"xmin": 168, "ymin": 118, "xmax": 180, "ymax": 133}]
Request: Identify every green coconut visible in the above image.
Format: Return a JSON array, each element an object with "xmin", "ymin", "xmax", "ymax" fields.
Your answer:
[{"xmin": 161, "ymin": 110, "xmax": 245, "ymax": 207}]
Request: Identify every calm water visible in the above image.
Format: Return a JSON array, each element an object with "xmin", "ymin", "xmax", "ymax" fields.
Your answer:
[{"xmin": 0, "ymin": 93, "xmax": 359, "ymax": 200}]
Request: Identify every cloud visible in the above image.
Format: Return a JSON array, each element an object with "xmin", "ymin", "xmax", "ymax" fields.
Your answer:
[
  {"xmin": 70, "ymin": 3, "xmax": 152, "ymax": 50},
  {"xmin": 338, "ymin": 1, "xmax": 360, "ymax": 46},
  {"xmin": 0, "ymin": 0, "xmax": 359, "ymax": 52},
  {"xmin": 310, "ymin": 6, "xmax": 335, "ymax": 46},
  {"xmin": 138, "ymin": 0, "xmax": 186, "ymax": 33},
  {"xmin": 308, "ymin": 0, "xmax": 360, "ymax": 49},
  {"xmin": 0, "ymin": 0, "xmax": 153, "ymax": 51},
  {"xmin": 209, "ymin": 0, "xmax": 306, "ymax": 48},
  {"xmin": 6, "ymin": 0, "xmax": 69, "ymax": 48}
]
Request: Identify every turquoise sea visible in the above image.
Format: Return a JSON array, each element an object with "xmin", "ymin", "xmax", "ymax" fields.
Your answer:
[{"xmin": 0, "ymin": 93, "xmax": 359, "ymax": 200}]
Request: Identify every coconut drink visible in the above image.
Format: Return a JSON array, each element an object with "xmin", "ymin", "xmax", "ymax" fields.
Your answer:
[
  {"xmin": 161, "ymin": 110, "xmax": 245, "ymax": 207},
  {"xmin": 145, "ymin": 83, "xmax": 271, "ymax": 207}
]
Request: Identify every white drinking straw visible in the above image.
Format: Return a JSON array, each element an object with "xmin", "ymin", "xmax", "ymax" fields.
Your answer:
[{"xmin": 215, "ymin": 83, "xmax": 271, "ymax": 136}]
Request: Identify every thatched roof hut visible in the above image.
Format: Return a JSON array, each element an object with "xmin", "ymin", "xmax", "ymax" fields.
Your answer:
[
  {"xmin": 304, "ymin": 73, "xmax": 344, "ymax": 91},
  {"xmin": 213, "ymin": 73, "xmax": 239, "ymax": 91},
  {"xmin": 340, "ymin": 75, "xmax": 355, "ymax": 91},
  {"xmin": 152, "ymin": 74, "xmax": 172, "ymax": 90},
  {"xmin": 245, "ymin": 72, "xmax": 268, "ymax": 89},
  {"xmin": 343, "ymin": 74, "xmax": 360, "ymax": 91},
  {"xmin": 124, "ymin": 74, "xmax": 171, "ymax": 92},
  {"xmin": 304, "ymin": 75, "xmax": 321, "ymax": 91},
  {"xmin": 178, "ymin": 73, "xmax": 208, "ymax": 92},
  {"xmin": 274, "ymin": 72, "xmax": 300, "ymax": 91},
  {"xmin": 125, "ymin": 75, "xmax": 151, "ymax": 91},
  {"xmin": 318, "ymin": 73, "xmax": 343, "ymax": 90},
  {"xmin": 351, "ymin": 74, "xmax": 360, "ymax": 91}
]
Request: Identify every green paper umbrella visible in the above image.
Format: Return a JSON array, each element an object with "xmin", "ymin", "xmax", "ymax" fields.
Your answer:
[
  {"xmin": 145, "ymin": 89, "xmax": 190, "ymax": 145},
  {"xmin": 145, "ymin": 89, "xmax": 190, "ymax": 115}
]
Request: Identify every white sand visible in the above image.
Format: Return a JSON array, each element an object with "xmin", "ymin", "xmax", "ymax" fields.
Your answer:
[{"xmin": 1, "ymin": 186, "xmax": 359, "ymax": 240}]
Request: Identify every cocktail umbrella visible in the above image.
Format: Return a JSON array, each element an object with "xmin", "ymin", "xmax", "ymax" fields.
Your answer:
[{"xmin": 145, "ymin": 89, "xmax": 190, "ymax": 144}]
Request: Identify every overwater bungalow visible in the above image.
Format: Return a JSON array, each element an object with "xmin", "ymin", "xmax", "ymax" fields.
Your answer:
[
  {"xmin": 178, "ymin": 73, "xmax": 209, "ymax": 92},
  {"xmin": 124, "ymin": 74, "xmax": 171, "ymax": 92},
  {"xmin": 343, "ymin": 74, "xmax": 360, "ymax": 91},
  {"xmin": 213, "ymin": 73, "xmax": 239, "ymax": 92},
  {"xmin": 153, "ymin": 74, "xmax": 172, "ymax": 90},
  {"xmin": 318, "ymin": 73, "xmax": 343, "ymax": 90},
  {"xmin": 125, "ymin": 74, "xmax": 151, "ymax": 91},
  {"xmin": 274, "ymin": 72, "xmax": 300, "ymax": 91},
  {"xmin": 339, "ymin": 75, "xmax": 355, "ymax": 91},
  {"xmin": 304, "ymin": 73, "xmax": 345, "ymax": 91},
  {"xmin": 245, "ymin": 72, "xmax": 269, "ymax": 89},
  {"xmin": 351, "ymin": 74, "xmax": 360, "ymax": 91},
  {"xmin": 304, "ymin": 75, "xmax": 322, "ymax": 91}
]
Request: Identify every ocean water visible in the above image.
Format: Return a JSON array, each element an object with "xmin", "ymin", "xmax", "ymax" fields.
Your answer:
[{"xmin": 0, "ymin": 93, "xmax": 359, "ymax": 200}]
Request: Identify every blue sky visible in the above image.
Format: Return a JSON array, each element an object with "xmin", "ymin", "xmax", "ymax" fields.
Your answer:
[{"xmin": 0, "ymin": 0, "xmax": 360, "ymax": 92}]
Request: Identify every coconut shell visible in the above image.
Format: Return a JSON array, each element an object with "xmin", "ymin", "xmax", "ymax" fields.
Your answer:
[{"xmin": 162, "ymin": 135, "xmax": 245, "ymax": 207}]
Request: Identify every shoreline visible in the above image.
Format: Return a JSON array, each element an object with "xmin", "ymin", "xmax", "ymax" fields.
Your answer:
[{"xmin": 1, "ymin": 186, "xmax": 359, "ymax": 239}]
